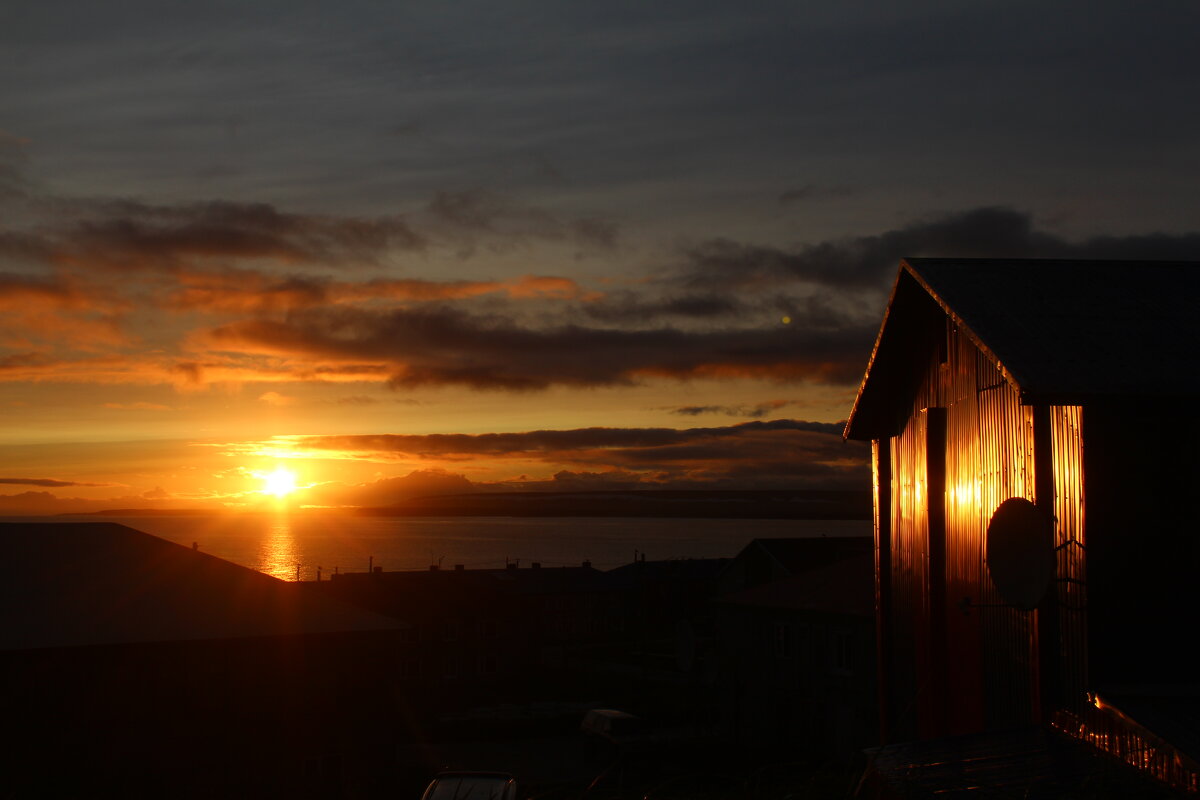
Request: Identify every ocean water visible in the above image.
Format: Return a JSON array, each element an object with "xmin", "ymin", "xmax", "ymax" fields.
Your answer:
[{"xmin": 2, "ymin": 513, "xmax": 871, "ymax": 581}]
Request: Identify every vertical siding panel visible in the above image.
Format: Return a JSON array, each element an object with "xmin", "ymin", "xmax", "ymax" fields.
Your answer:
[
  {"xmin": 944, "ymin": 324, "xmax": 984, "ymax": 733},
  {"xmin": 890, "ymin": 405, "xmax": 927, "ymax": 741},
  {"xmin": 1052, "ymin": 405, "xmax": 1087, "ymax": 712},
  {"xmin": 977, "ymin": 376, "xmax": 1037, "ymax": 730}
]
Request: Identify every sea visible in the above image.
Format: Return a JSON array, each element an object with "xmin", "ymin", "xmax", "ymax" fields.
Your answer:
[{"xmin": 1, "ymin": 513, "xmax": 872, "ymax": 581}]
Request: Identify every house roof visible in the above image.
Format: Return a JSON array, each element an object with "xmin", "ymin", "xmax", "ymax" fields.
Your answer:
[
  {"xmin": 0, "ymin": 522, "xmax": 405, "ymax": 651},
  {"xmin": 845, "ymin": 258, "xmax": 1200, "ymax": 440},
  {"xmin": 717, "ymin": 551, "xmax": 874, "ymax": 617},
  {"xmin": 734, "ymin": 536, "xmax": 873, "ymax": 577},
  {"xmin": 604, "ymin": 557, "xmax": 730, "ymax": 588}
]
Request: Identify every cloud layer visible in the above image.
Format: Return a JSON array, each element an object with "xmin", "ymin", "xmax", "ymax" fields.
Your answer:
[
  {"xmin": 285, "ymin": 418, "xmax": 869, "ymax": 492},
  {"xmin": 6, "ymin": 191, "xmax": 1199, "ymax": 395}
]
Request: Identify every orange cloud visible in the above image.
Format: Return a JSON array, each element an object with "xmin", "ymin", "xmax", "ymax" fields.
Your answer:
[{"xmin": 164, "ymin": 269, "xmax": 599, "ymax": 314}]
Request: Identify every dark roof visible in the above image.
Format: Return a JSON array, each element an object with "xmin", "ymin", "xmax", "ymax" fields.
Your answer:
[
  {"xmin": 717, "ymin": 551, "xmax": 874, "ymax": 616},
  {"xmin": 845, "ymin": 258, "xmax": 1200, "ymax": 440},
  {"xmin": 333, "ymin": 563, "xmax": 609, "ymax": 595},
  {"xmin": 604, "ymin": 557, "xmax": 730, "ymax": 588},
  {"xmin": 736, "ymin": 536, "xmax": 873, "ymax": 576},
  {"xmin": 0, "ymin": 522, "xmax": 405, "ymax": 651}
]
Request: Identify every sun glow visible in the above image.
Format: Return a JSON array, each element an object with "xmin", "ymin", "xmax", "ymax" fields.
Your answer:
[{"xmin": 261, "ymin": 467, "xmax": 298, "ymax": 498}]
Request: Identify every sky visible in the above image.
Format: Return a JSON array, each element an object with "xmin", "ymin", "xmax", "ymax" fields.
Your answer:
[{"xmin": 2, "ymin": 0, "xmax": 1199, "ymax": 512}]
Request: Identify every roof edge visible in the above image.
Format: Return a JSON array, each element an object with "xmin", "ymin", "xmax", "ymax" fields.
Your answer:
[
  {"xmin": 899, "ymin": 259, "xmax": 1028, "ymax": 395},
  {"xmin": 842, "ymin": 265, "xmax": 910, "ymax": 441}
]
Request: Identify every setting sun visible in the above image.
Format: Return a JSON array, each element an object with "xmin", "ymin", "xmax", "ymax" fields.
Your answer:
[{"xmin": 261, "ymin": 467, "xmax": 298, "ymax": 498}]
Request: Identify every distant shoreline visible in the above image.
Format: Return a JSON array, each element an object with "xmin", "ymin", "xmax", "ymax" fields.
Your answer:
[{"xmin": 55, "ymin": 488, "xmax": 872, "ymax": 521}]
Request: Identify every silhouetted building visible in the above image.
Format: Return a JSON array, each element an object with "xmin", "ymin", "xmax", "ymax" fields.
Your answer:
[
  {"xmin": 321, "ymin": 561, "xmax": 617, "ymax": 693},
  {"xmin": 0, "ymin": 522, "xmax": 408, "ymax": 797},
  {"xmin": 714, "ymin": 537, "xmax": 875, "ymax": 759},
  {"xmin": 845, "ymin": 259, "xmax": 1200, "ymax": 795},
  {"xmin": 604, "ymin": 556, "xmax": 730, "ymax": 678}
]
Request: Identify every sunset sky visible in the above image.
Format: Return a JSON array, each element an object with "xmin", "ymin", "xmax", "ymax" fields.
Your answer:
[{"xmin": 3, "ymin": 1, "xmax": 1199, "ymax": 512}]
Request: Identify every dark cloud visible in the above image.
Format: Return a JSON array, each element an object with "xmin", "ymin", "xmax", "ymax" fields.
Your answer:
[
  {"xmin": 60, "ymin": 200, "xmax": 425, "ymax": 271},
  {"xmin": 680, "ymin": 207, "xmax": 1200, "ymax": 292},
  {"xmin": 295, "ymin": 418, "xmax": 852, "ymax": 457},
  {"xmin": 293, "ymin": 418, "xmax": 869, "ymax": 490},
  {"xmin": 1, "ymin": 195, "xmax": 426, "ymax": 277},
  {"xmin": 0, "ymin": 231, "xmax": 58, "ymax": 267},
  {"xmin": 201, "ymin": 305, "xmax": 873, "ymax": 390},
  {"xmin": 166, "ymin": 270, "xmax": 592, "ymax": 314},
  {"xmin": 179, "ymin": 207, "xmax": 1200, "ymax": 393},
  {"xmin": 584, "ymin": 292, "xmax": 742, "ymax": 323},
  {"xmin": 670, "ymin": 400, "xmax": 794, "ymax": 419},
  {"xmin": 0, "ymin": 477, "xmax": 103, "ymax": 487}
]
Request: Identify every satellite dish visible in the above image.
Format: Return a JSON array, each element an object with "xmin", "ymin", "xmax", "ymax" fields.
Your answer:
[{"xmin": 985, "ymin": 497, "xmax": 1054, "ymax": 611}]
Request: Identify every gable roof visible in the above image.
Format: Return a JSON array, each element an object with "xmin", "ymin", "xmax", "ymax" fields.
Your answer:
[
  {"xmin": 718, "ymin": 551, "xmax": 874, "ymax": 617},
  {"xmin": 740, "ymin": 536, "xmax": 874, "ymax": 577},
  {"xmin": 0, "ymin": 522, "xmax": 405, "ymax": 651},
  {"xmin": 845, "ymin": 258, "xmax": 1200, "ymax": 440}
]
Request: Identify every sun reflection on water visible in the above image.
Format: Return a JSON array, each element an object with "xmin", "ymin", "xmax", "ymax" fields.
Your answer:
[{"xmin": 259, "ymin": 515, "xmax": 301, "ymax": 581}]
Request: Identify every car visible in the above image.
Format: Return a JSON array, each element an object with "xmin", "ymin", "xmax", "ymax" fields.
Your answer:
[
  {"xmin": 579, "ymin": 709, "xmax": 644, "ymax": 743},
  {"xmin": 419, "ymin": 771, "xmax": 519, "ymax": 800}
]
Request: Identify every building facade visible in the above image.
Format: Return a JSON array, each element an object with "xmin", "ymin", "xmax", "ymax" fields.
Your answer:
[{"xmin": 845, "ymin": 259, "xmax": 1200, "ymax": 792}]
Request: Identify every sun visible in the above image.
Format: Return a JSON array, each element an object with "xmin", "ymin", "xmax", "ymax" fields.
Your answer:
[{"xmin": 261, "ymin": 467, "xmax": 298, "ymax": 498}]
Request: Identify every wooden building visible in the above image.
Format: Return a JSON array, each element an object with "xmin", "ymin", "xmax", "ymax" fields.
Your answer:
[{"xmin": 845, "ymin": 259, "xmax": 1200, "ymax": 792}]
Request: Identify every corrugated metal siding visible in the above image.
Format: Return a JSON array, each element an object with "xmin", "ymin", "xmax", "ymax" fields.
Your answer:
[
  {"xmin": 975, "ymin": 374, "xmax": 1038, "ymax": 730},
  {"xmin": 889, "ymin": 404, "xmax": 927, "ymax": 741},
  {"xmin": 1051, "ymin": 405, "xmax": 1087, "ymax": 713},
  {"xmin": 943, "ymin": 332, "xmax": 985, "ymax": 734},
  {"xmin": 886, "ymin": 321, "xmax": 1076, "ymax": 739},
  {"xmin": 945, "ymin": 326, "xmax": 1037, "ymax": 732}
]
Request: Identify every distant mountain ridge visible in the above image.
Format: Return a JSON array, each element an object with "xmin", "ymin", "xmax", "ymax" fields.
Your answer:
[{"xmin": 360, "ymin": 488, "xmax": 872, "ymax": 519}]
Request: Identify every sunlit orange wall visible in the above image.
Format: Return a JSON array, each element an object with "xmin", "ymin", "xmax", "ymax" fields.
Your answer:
[
  {"xmin": 1050, "ymin": 405, "xmax": 1087, "ymax": 713},
  {"xmin": 884, "ymin": 320, "xmax": 1086, "ymax": 740}
]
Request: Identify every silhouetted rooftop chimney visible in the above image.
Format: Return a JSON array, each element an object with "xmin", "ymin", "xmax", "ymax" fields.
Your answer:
[{"xmin": 454, "ymin": 564, "xmax": 465, "ymax": 571}]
